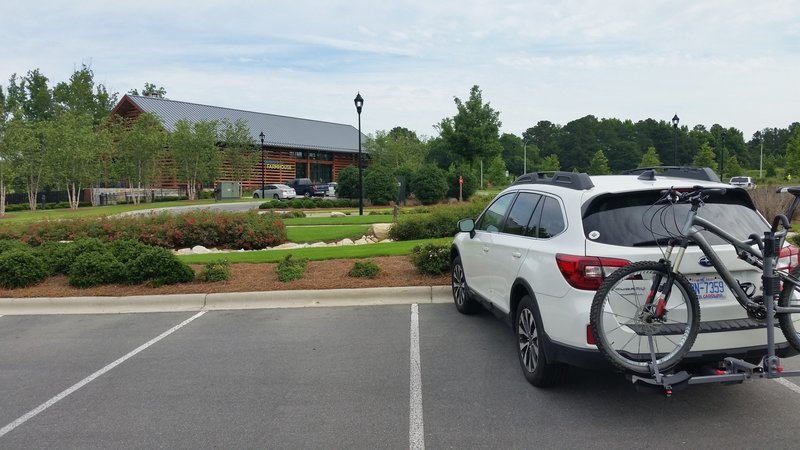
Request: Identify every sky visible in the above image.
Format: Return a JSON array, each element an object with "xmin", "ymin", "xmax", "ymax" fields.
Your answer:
[{"xmin": 1, "ymin": 0, "xmax": 798, "ymax": 140}]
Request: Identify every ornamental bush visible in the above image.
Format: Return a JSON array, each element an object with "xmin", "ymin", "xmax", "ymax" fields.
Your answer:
[
  {"xmin": 68, "ymin": 251, "xmax": 125, "ymax": 288},
  {"xmin": 364, "ymin": 165, "xmax": 399, "ymax": 206},
  {"xmin": 0, "ymin": 239, "xmax": 30, "ymax": 255},
  {"xmin": 410, "ymin": 165, "xmax": 448, "ymax": 205},
  {"xmin": 336, "ymin": 165, "xmax": 359, "ymax": 199},
  {"xmin": 389, "ymin": 200, "xmax": 489, "ymax": 241},
  {"xmin": 276, "ymin": 254, "xmax": 308, "ymax": 282},
  {"xmin": 348, "ymin": 260, "xmax": 380, "ymax": 278},
  {"xmin": 35, "ymin": 241, "xmax": 76, "ymax": 275},
  {"xmin": 200, "ymin": 259, "xmax": 232, "ymax": 282},
  {"xmin": 0, "ymin": 250, "xmax": 49, "ymax": 289},
  {"xmin": 108, "ymin": 239, "xmax": 151, "ymax": 264},
  {"xmin": 409, "ymin": 243, "xmax": 451, "ymax": 275},
  {"xmin": 127, "ymin": 246, "xmax": 195, "ymax": 286}
]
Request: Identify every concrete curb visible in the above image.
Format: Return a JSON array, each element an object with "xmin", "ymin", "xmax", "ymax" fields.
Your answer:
[{"xmin": 0, "ymin": 286, "xmax": 452, "ymax": 315}]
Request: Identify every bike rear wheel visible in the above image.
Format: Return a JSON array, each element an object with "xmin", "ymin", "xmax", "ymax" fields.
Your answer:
[
  {"xmin": 778, "ymin": 265, "xmax": 800, "ymax": 351},
  {"xmin": 590, "ymin": 261, "xmax": 701, "ymax": 374}
]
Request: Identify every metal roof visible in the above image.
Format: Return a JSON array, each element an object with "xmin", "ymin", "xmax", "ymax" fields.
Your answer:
[{"xmin": 125, "ymin": 95, "xmax": 366, "ymax": 154}]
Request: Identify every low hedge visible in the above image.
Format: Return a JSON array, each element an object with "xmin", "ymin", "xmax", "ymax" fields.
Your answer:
[
  {"xmin": 0, "ymin": 210, "xmax": 286, "ymax": 250},
  {"xmin": 259, "ymin": 198, "xmax": 359, "ymax": 210},
  {"xmin": 389, "ymin": 200, "xmax": 489, "ymax": 241}
]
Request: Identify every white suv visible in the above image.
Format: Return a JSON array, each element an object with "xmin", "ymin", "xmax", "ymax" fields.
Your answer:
[
  {"xmin": 729, "ymin": 176, "xmax": 756, "ymax": 190},
  {"xmin": 451, "ymin": 169, "xmax": 798, "ymax": 387}
]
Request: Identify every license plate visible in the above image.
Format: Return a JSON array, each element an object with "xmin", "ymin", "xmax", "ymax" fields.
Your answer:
[{"xmin": 689, "ymin": 276, "xmax": 725, "ymax": 299}]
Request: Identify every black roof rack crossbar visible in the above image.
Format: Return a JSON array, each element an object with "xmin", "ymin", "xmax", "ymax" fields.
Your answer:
[
  {"xmin": 512, "ymin": 171, "xmax": 595, "ymax": 190},
  {"xmin": 621, "ymin": 166, "xmax": 720, "ymax": 183}
]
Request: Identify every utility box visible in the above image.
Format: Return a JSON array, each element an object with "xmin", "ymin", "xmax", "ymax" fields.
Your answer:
[{"xmin": 215, "ymin": 182, "xmax": 240, "ymax": 200}]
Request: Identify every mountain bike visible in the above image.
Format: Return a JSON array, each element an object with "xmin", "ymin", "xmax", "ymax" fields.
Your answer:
[{"xmin": 589, "ymin": 186, "xmax": 800, "ymax": 385}]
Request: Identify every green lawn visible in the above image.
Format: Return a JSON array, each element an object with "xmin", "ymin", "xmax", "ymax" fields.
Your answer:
[
  {"xmin": 286, "ymin": 225, "xmax": 371, "ymax": 243},
  {"xmin": 178, "ymin": 237, "xmax": 452, "ymax": 264}
]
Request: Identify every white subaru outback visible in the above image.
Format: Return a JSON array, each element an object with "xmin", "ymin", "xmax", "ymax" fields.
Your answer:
[{"xmin": 451, "ymin": 169, "xmax": 798, "ymax": 387}]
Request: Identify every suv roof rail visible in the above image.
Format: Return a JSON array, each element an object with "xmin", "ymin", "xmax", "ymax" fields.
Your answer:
[
  {"xmin": 621, "ymin": 166, "xmax": 720, "ymax": 183},
  {"xmin": 512, "ymin": 171, "xmax": 595, "ymax": 190}
]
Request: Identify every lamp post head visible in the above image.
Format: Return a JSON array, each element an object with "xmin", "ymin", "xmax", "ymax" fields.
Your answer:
[
  {"xmin": 354, "ymin": 92, "xmax": 364, "ymax": 115},
  {"xmin": 259, "ymin": 131, "xmax": 265, "ymax": 145},
  {"xmin": 672, "ymin": 114, "xmax": 679, "ymax": 128}
]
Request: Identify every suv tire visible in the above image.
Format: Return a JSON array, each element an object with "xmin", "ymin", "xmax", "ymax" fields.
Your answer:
[
  {"xmin": 516, "ymin": 295, "xmax": 566, "ymax": 387},
  {"xmin": 451, "ymin": 256, "xmax": 479, "ymax": 314}
]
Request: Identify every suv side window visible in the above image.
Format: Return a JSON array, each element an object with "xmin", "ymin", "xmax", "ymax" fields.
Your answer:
[
  {"xmin": 502, "ymin": 192, "xmax": 542, "ymax": 236},
  {"xmin": 533, "ymin": 196, "xmax": 565, "ymax": 238},
  {"xmin": 476, "ymin": 193, "xmax": 515, "ymax": 232}
]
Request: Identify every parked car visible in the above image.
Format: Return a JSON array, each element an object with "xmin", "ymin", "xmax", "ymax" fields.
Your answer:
[
  {"xmin": 325, "ymin": 182, "xmax": 338, "ymax": 197},
  {"xmin": 252, "ymin": 184, "xmax": 296, "ymax": 200},
  {"xmin": 287, "ymin": 178, "xmax": 326, "ymax": 197},
  {"xmin": 729, "ymin": 176, "xmax": 756, "ymax": 190},
  {"xmin": 450, "ymin": 168, "xmax": 798, "ymax": 387}
]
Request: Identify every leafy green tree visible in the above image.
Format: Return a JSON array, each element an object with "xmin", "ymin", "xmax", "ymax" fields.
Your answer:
[
  {"xmin": 436, "ymin": 85, "xmax": 502, "ymax": 167},
  {"xmin": 764, "ymin": 154, "xmax": 777, "ymax": 178},
  {"xmin": 523, "ymin": 120, "xmax": 561, "ymax": 159},
  {"xmin": 638, "ymin": 146, "xmax": 662, "ymax": 168},
  {"xmin": 485, "ymin": 155, "xmax": 508, "ymax": 186},
  {"xmin": 0, "ymin": 119, "xmax": 32, "ymax": 214},
  {"xmin": 725, "ymin": 156, "xmax": 744, "ymax": 178},
  {"xmin": 21, "ymin": 69, "xmax": 54, "ymax": 122},
  {"xmin": 446, "ymin": 163, "xmax": 478, "ymax": 200},
  {"xmin": 52, "ymin": 64, "xmax": 117, "ymax": 126},
  {"xmin": 587, "ymin": 150, "xmax": 611, "ymax": 175},
  {"xmin": 366, "ymin": 127, "xmax": 428, "ymax": 173},
  {"xmin": 45, "ymin": 112, "xmax": 100, "ymax": 209},
  {"xmin": 171, "ymin": 119, "xmax": 221, "ymax": 200},
  {"xmin": 5, "ymin": 119, "xmax": 48, "ymax": 210},
  {"xmin": 336, "ymin": 165, "xmax": 359, "ymax": 199},
  {"xmin": 785, "ymin": 127, "xmax": 800, "ymax": 178},
  {"xmin": 410, "ymin": 165, "xmax": 448, "ymax": 205},
  {"xmin": 128, "ymin": 83, "xmax": 167, "ymax": 98},
  {"xmin": 220, "ymin": 119, "xmax": 257, "ymax": 196},
  {"xmin": 540, "ymin": 154, "xmax": 561, "ymax": 171},
  {"xmin": 363, "ymin": 164, "xmax": 398, "ymax": 205},
  {"xmin": 691, "ymin": 143, "xmax": 719, "ymax": 173},
  {"xmin": 500, "ymin": 133, "xmax": 527, "ymax": 176},
  {"xmin": 115, "ymin": 112, "xmax": 166, "ymax": 205}
]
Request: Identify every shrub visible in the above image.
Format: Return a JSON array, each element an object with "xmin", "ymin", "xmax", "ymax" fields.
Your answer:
[
  {"xmin": 276, "ymin": 254, "xmax": 308, "ymax": 282},
  {"xmin": 348, "ymin": 260, "xmax": 380, "ymax": 278},
  {"xmin": 281, "ymin": 210, "xmax": 306, "ymax": 218},
  {"xmin": 68, "ymin": 251, "xmax": 125, "ymax": 288},
  {"xmin": 364, "ymin": 165, "xmax": 399, "ymax": 205},
  {"xmin": 200, "ymin": 259, "xmax": 232, "ymax": 282},
  {"xmin": 410, "ymin": 165, "xmax": 448, "ymax": 205},
  {"xmin": 108, "ymin": 239, "xmax": 151, "ymax": 264},
  {"xmin": 34, "ymin": 241, "xmax": 75, "ymax": 275},
  {"xmin": 0, "ymin": 239, "xmax": 30, "ymax": 255},
  {"xmin": 336, "ymin": 165, "xmax": 359, "ymax": 199},
  {"xmin": 0, "ymin": 250, "xmax": 49, "ymax": 289},
  {"xmin": 410, "ymin": 243, "xmax": 450, "ymax": 275},
  {"xmin": 127, "ymin": 246, "xmax": 195, "ymax": 286},
  {"xmin": 446, "ymin": 164, "xmax": 479, "ymax": 200},
  {"xmin": 389, "ymin": 200, "xmax": 489, "ymax": 240}
]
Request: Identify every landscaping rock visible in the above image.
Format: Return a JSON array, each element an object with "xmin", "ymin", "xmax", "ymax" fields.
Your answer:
[
  {"xmin": 337, "ymin": 238, "xmax": 355, "ymax": 246},
  {"xmin": 175, "ymin": 248, "xmax": 194, "ymax": 255},
  {"xmin": 191, "ymin": 245, "xmax": 212, "ymax": 254},
  {"xmin": 369, "ymin": 223, "xmax": 393, "ymax": 240},
  {"xmin": 271, "ymin": 243, "xmax": 306, "ymax": 250},
  {"xmin": 330, "ymin": 211, "xmax": 347, "ymax": 217}
]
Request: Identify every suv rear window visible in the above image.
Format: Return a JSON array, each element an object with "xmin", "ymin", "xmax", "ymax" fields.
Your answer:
[
  {"xmin": 730, "ymin": 177, "xmax": 749, "ymax": 182},
  {"xmin": 582, "ymin": 190, "xmax": 767, "ymax": 247}
]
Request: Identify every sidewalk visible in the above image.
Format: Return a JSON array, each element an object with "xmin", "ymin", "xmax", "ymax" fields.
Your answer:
[{"xmin": 0, "ymin": 286, "xmax": 452, "ymax": 315}]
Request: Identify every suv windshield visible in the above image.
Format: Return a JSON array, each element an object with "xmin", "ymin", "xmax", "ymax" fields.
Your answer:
[
  {"xmin": 730, "ymin": 177, "xmax": 749, "ymax": 183},
  {"xmin": 582, "ymin": 190, "xmax": 766, "ymax": 246}
]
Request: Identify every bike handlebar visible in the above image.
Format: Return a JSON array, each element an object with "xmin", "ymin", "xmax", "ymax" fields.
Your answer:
[{"xmin": 772, "ymin": 214, "xmax": 791, "ymax": 232}]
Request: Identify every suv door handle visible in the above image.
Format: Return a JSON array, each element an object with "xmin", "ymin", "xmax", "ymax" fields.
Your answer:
[
  {"xmin": 512, "ymin": 251, "xmax": 522, "ymax": 258},
  {"xmin": 482, "ymin": 246, "xmax": 490, "ymax": 253}
]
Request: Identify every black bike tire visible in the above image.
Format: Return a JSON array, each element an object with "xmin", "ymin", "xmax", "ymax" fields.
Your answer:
[
  {"xmin": 778, "ymin": 265, "xmax": 800, "ymax": 351},
  {"xmin": 590, "ymin": 261, "xmax": 701, "ymax": 374}
]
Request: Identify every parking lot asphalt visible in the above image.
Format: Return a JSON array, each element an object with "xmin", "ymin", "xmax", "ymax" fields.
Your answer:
[{"xmin": 0, "ymin": 286, "xmax": 452, "ymax": 315}]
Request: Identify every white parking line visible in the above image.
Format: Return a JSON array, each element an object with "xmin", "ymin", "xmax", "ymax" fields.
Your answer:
[
  {"xmin": 0, "ymin": 311, "xmax": 206, "ymax": 439},
  {"xmin": 409, "ymin": 304, "xmax": 425, "ymax": 450},
  {"xmin": 774, "ymin": 377, "xmax": 800, "ymax": 395}
]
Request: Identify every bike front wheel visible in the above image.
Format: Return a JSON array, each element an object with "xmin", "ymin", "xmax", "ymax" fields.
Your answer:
[{"xmin": 590, "ymin": 261, "xmax": 701, "ymax": 374}]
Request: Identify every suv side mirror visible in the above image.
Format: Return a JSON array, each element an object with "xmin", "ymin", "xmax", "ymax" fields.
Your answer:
[{"xmin": 458, "ymin": 218, "xmax": 476, "ymax": 239}]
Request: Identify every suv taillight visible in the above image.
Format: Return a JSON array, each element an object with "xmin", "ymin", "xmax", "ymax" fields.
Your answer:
[
  {"xmin": 778, "ymin": 244, "xmax": 799, "ymax": 272},
  {"xmin": 555, "ymin": 254, "xmax": 630, "ymax": 290}
]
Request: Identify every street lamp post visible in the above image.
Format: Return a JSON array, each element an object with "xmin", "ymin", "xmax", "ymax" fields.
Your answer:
[
  {"xmin": 354, "ymin": 92, "xmax": 364, "ymax": 216},
  {"xmin": 523, "ymin": 140, "xmax": 527, "ymax": 174},
  {"xmin": 756, "ymin": 130, "xmax": 764, "ymax": 179},
  {"xmin": 259, "ymin": 131, "xmax": 266, "ymax": 197},
  {"xmin": 720, "ymin": 130, "xmax": 726, "ymax": 179},
  {"xmin": 672, "ymin": 114, "xmax": 680, "ymax": 165}
]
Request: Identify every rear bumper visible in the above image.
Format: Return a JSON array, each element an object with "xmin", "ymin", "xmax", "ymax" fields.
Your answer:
[{"xmin": 544, "ymin": 334, "xmax": 799, "ymax": 370}]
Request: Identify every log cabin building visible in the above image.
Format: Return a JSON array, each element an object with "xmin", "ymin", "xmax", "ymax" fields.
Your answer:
[{"xmin": 110, "ymin": 95, "xmax": 367, "ymax": 190}]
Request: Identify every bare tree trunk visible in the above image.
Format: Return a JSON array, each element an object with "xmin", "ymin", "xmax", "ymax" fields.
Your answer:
[{"xmin": 0, "ymin": 183, "xmax": 6, "ymax": 217}]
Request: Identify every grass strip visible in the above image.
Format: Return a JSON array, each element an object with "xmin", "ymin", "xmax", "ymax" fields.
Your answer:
[
  {"xmin": 178, "ymin": 238, "xmax": 452, "ymax": 264},
  {"xmin": 286, "ymin": 225, "xmax": 371, "ymax": 243},
  {"xmin": 281, "ymin": 214, "xmax": 395, "ymax": 225}
]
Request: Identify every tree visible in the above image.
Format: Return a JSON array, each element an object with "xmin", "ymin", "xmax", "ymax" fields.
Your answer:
[
  {"xmin": 335, "ymin": 165, "xmax": 359, "ymax": 199},
  {"xmin": 45, "ymin": 112, "xmax": 100, "ymax": 210},
  {"xmin": 500, "ymin": 133, "xmax": 527, "ymax": 176},
  {"xmin": 523, "ymin": 120, "xmax": 561, "ymax": 158},
  {"xmin": 115, "ymin": 112, "xmax": 166, "ymax": 205},
  {"xmin": 363, "ymin": 164, "xmax": 398, "ymax": 205},
  {"xmin": 21, "ymin": 69, "xmax": 54, "ymax": 122},
  {"xmin": 0, "ymin": 119, "xmax": 33, "ymax": 215},
  {"xmin": 485, "ymin": 155, "xmax": 508, "ymax": 186},
  {"xmin": 540, "ymin": 154, "xmax": 561, "ymax": 171},
  {"xmin": 220, "ymin": 119, "xmax": 257, "ymax": 195},
  {"xmin": 725, "ymin": 155, "xmax": 744, "ymax": 178},
  {"xmin": 365, "ymin": 126, "xmax": 428, "ymax": 173},
  {"xmin": 6, "ymin": 119, "xmax": 47, "ymax": 210},
  {"xmin": 446, "ymin": 163, "xmax": 478, "ymax": 200},
  {"xmin": 128, "ymin": 83, "xmax": 167, "ymax": 98},
  {"xmin": 785, "ymin": 127, "xmax": 800, "ymax": 178},
  {"xmin": 587, "ymin": 150, "xmax": 611, "ymax": 175},
  {"xmin": 171, "ymin": 119, "xmax": 221, "ymax": 200},
  {"xmin": 436, "ymin": 85, "xmax": 502, "ymax": 167},
  {"xmin": 53, "ymin": 64, "xmax": 118, "ymax": 126},
  {"xmin": 410, "ymin": 165, "xmax": 448, "ymax": 205},
  {"xmin": 691, "ymin": 143, "xmax": 718, "ymax": 173},
  {"xmin": 638, "ymin": 146, "xmax": 662, "ymax": 168}
]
